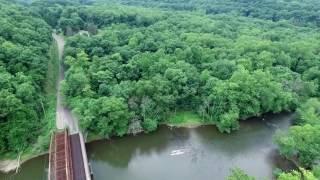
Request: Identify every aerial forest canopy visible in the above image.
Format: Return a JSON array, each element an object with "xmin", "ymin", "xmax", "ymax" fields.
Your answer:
[
  {"xmin": 46, "ymin": 3, "xmax": 320, "ymax": 136},
  {"xmin": 101, "ymin": 0, "xmax": 320, "ymax": 27},
  {"xmin": 0, "ymin": 0, "xmax": 52, "ymax": 154},
  {"xmin": 38, "ymin": 1, "xmax": 319, "ymax": 176},
  {"xmin": 0, "ymin": 0, "xmax": 320, "ymax": 178}
]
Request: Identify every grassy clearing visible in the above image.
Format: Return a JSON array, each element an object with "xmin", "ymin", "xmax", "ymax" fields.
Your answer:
[
  {"xmin": 45, "ymin": 40, "xmax": 59, "ymax": 95},
  {"xmin": 165, "ymin": 111, "xmax": 208, "ymax": 127}
]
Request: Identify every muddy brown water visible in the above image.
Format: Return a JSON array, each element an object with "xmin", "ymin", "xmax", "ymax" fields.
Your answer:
[{"xmin": 0, "ymin": 113, "xmax": 294, "ymax": 180}]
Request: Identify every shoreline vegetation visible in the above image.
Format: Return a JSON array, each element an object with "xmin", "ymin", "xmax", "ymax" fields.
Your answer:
[
  {"xmin": 86, "ymin": 111, "xmax": 215, "ymax": 143},
  {"xmin": 0, "ymin": 111, "xmax": 291, "ymax": 174},
  {"xmin": 0, "ymin": 111, "xmax": 206, "ymax": 173}
]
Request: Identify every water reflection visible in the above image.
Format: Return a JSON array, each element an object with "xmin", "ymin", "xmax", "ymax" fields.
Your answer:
[
  {"xmin": 87, "ymin": 129, "xmax": 172, "ymax": 168},
  {"xmin": 0, "ymin": 113, "xmax": 293, "ymax": 180},
  {"xmin": 87, "ymin": 113, "xmax": 294, "ymax": 180},
  {"xmin": 0, "ymin": 155, "xmax": 48, "ymax": 180}
]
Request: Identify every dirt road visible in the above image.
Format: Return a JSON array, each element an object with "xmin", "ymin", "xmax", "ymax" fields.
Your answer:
[
  {"xmin": 52, "ymin": 34, "xmax": 91, "ymax": 180},
  {"xmin": 53, "ymin": 33, "xmax": 79, "ymax": 133}
]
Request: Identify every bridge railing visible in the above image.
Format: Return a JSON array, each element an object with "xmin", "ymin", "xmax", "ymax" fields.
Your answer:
[
  {"xmin": 48, "ymin": 131, "xmax": 55, "ymax": 180},
  {"xmin": 79, "ymin": 132, "xmax": 92, "ymax": 180}
]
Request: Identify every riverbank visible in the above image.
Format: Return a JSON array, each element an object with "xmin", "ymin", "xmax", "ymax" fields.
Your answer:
[
  {"xmin": 86, "ymin": 111, "xmax": 207, "ymax": 142},
  {"xmin": 0, "ymin": 150, "xmax": 48, "ymax": 173},
  {"xmin": 0, "ymin": 160, "xmax": 18, "ymax": 173},
  {"xmin": 0, "ymin": 113, "xmax": 292, "ymax": 177},
  {"xmin": 0, "ymin": 116, "xmax": 200, "ymax": 173},
  {"xmin": 85, "ymin": 113, "xmax": 294, "ymax": 180},
  {"xmin": 86, "ymin": 111, "xmax": 293, "ymax": 144}
]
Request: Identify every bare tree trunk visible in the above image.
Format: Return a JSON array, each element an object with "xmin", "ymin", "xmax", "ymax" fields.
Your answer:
[{"xmin": 15, "ymin": 152, "xmax": 22, "ymax": 174}]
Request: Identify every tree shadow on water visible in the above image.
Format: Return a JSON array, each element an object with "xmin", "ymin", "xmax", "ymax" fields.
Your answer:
[{"xmin": 86, "ymin": 126, "xmax": 191, "ymax": 168}]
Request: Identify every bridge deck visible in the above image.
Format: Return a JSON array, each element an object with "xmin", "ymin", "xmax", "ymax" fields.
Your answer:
[
  {"xmin": 49, "ymin": 130, "xmax": 73, "ymax": 180},
  {"xmin": 70, "ymin": 133, "xmax": 86, "ymax": 180},
  {"xmin": 49, "ymin": 130, "xmax": 89, "ymax": 180}
]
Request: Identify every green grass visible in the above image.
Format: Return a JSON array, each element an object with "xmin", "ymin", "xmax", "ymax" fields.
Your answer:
[
  {"xmin": 165, "ymin": 111, "xmax": 207, "ymax": 127},
  {"xmin": 45, "ymin": 40, "xmax": 59, "ymax": 95}
]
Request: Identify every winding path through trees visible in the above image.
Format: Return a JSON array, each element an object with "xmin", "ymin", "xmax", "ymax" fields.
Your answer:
[{"xmin": 53, "ymin": 33, "xmax": 79, "ymax": 133}]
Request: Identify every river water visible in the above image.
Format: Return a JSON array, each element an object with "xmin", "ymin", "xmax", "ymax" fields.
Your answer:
[{"xmin": 0, "ymin": 113, "xmax": 294, "ymax": 180}]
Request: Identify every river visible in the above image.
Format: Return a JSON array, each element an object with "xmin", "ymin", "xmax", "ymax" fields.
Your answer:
[{"xmin": 0, "ymin": 113, "xmax": 294, "ymax": 180}]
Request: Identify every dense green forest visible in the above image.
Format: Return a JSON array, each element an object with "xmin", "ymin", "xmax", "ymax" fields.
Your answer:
[
  {"xmin": 49, "ymin": 3, "xmax": 320, "ymax": 134},
  {"xmin": 33, "ymin": 0, "xmax": 320, "ymax": 178},
  {"xmin": 106, "ymin": 0, "xmax": 320, "ymax": 28},
  {"xmin": 0, "ymin": 0, "xmax": 54, "ymax": 155},
  {"xmin": 0, "ymin": 0, "xmax": 319, "ymax": 178}
]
